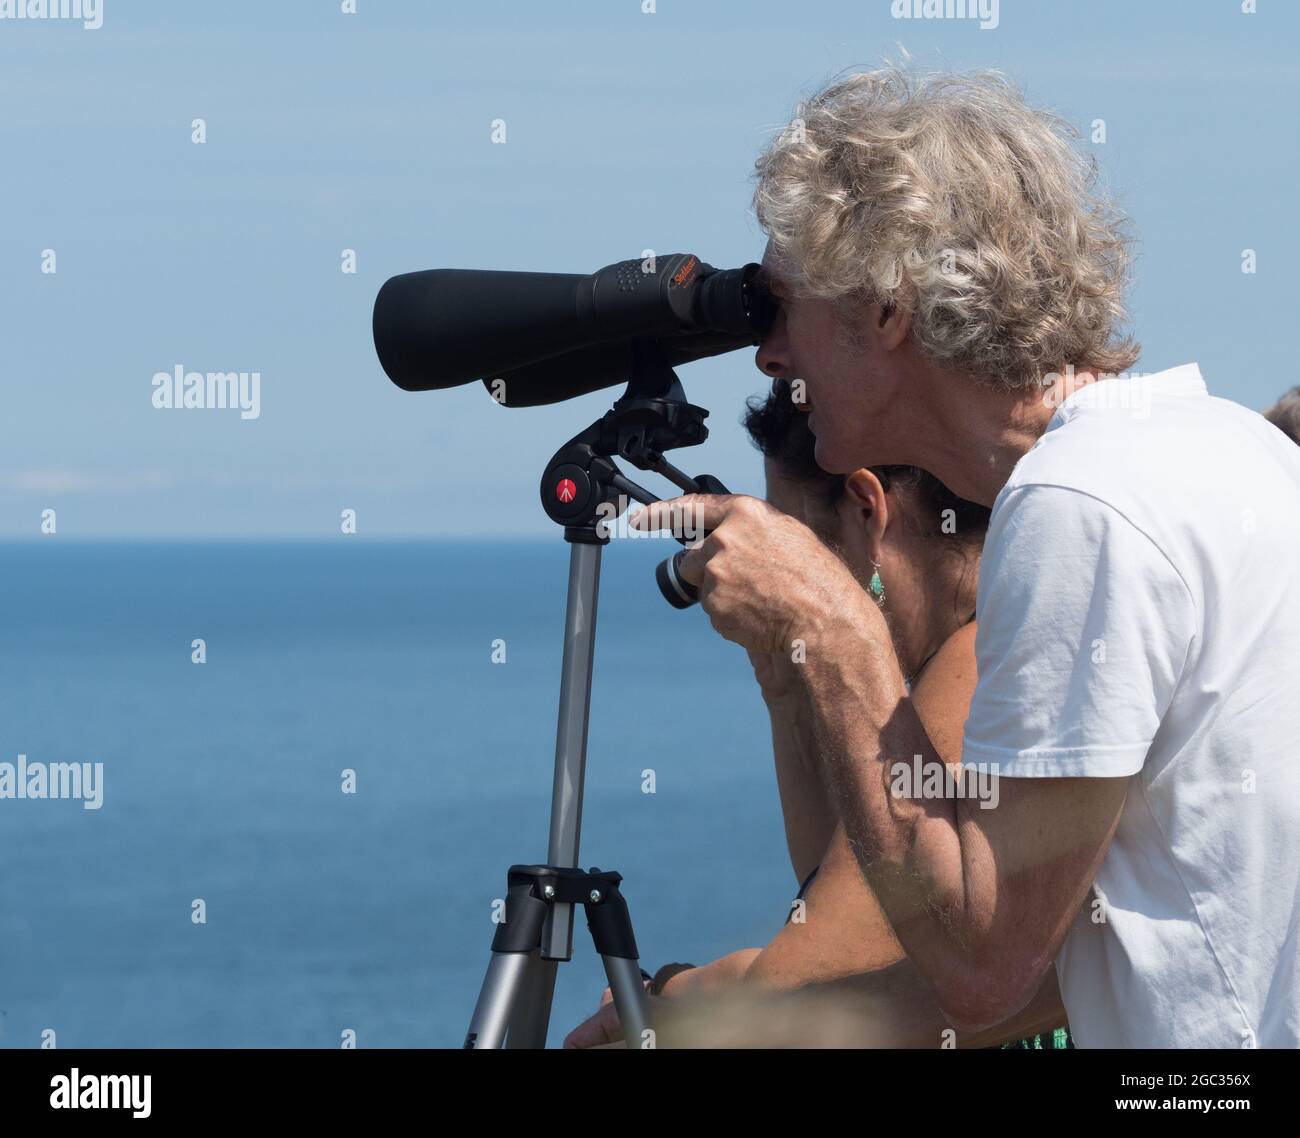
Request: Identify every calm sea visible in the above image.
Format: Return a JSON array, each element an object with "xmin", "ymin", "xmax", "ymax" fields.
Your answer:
[{"xmin": 0, "ymin": 540, "xmax": 792, "ymax": 1048}]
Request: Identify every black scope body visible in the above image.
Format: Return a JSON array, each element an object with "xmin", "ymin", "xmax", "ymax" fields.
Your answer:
[{"xmin": 372, "ymin": 253, "xmax": 776, "ymax": 407}]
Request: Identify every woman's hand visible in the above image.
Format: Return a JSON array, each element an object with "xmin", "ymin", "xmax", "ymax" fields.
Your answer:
[
  {"xmin": 562, "ymin": 951, "xmax": 761, "ymax": 1048},
  {"xmin": 562, "ymin": 983, "xmax": 654, "ymax": 1049}
]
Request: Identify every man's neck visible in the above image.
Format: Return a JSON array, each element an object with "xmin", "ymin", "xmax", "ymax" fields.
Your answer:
[{"xmin": 915, "ymin": 366, "xmax": 1099, "ymax": 506}]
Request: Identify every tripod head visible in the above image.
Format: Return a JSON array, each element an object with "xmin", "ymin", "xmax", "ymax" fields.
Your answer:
[{"xmin": 540, "ymin": 339, "xmax": 725, "ymax": 607}]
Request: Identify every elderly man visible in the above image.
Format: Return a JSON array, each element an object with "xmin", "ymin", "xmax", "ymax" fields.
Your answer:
[{"xmin": 634, "ymin": 67, "xmax": 1300, "ymax": 1048}]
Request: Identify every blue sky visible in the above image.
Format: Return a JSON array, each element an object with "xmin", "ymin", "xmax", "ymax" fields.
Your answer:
[{"xmin": 1, "ymin": 0, "xmax": 1295, "ymax": 537}]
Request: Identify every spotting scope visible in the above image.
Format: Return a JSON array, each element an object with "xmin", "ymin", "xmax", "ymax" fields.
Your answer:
[{"xmin": 372, "ymin": 252, "xmax": 775, "ymax": 406}]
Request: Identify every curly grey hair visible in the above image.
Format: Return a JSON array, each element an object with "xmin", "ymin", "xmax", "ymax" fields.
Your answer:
[{"xmin": 752, "ymin": 65, "xmax": 1140, "ymax": 391}]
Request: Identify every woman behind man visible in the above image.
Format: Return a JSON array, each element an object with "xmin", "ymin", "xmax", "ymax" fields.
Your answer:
[{"xmin": 564, "ymin": 379, "xmax": 1069, "ymax": 1048}]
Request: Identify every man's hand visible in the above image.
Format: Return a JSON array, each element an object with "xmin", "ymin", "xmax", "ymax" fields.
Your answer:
[{"xmin": 631, "ymin": 494, "xmax": 878, "ymax": 655}]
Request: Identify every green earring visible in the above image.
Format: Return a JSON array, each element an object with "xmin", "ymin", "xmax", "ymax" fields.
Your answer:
[{"xmin": 869, "ymin": 563, "xmax": 885, "ymax": 603}]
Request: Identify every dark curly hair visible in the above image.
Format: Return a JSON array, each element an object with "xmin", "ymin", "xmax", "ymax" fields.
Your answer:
[{"xmin": 742, "ymin": 379, "xmax": 990, "ymax": 551}]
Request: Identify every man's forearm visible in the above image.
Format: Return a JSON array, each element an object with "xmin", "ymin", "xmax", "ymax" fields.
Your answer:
[
  {"xmin": 657, "ymin": 953, "xmax": 1067, "ymax": 1049},
  {"xmin": 800, "ymin": 957, "xmax": 1068, "ymax": 1049},
  {"xmin": 798, "ymin": 608, "xmax": 983, "ymax": 1016}
]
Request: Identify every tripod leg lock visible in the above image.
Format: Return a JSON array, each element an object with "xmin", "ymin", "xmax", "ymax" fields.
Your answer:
[
  {"xmin": 582, "ymin": 872, "xmax": 639, "ymax": 961},
  {"xmin": 490, "ymin": 878, "xmax": 551, "ymax": 954},
  {"xmin": 490, "ymin": 865, "xmax": 640, "ymax": 960}
]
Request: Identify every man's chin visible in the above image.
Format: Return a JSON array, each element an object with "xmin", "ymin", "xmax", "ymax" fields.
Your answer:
[{"xmin": 812, "ymin": 436, "xmax": 854, "ymax": 475}]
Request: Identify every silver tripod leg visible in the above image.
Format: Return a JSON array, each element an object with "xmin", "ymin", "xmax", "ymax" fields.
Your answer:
[
  {"xmin": 465, "ymin": 950, "xmax": 534, "ymax": 1049},
  {"xmin": 603, "ymin": 955, "xmax": 653, "ymax": 1047},
  {"xmin": 505, "ymin": 953, "xmax": 559, "ymax": 1049}
]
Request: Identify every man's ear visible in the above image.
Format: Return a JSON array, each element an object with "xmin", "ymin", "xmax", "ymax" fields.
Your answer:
[
  {"xmin": 842, "ymin": 468, "xmax": 890, "ymax": 562},
  {"xmin": 875, "ymin": 302, "xmax": 911, "ymax": 353}
]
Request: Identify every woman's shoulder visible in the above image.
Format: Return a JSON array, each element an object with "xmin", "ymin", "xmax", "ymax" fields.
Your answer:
[
  {"xmin": 910, "ymin": 620, "xmax": 979, "ymax": 764},
  {"xmin": 915, "ymin": 619, "xmax": 978, "ymax": 685}
]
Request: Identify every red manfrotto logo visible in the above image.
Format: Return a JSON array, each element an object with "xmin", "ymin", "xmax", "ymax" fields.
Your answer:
[{"xmin": 555, "ymin": 478, "xmax": 577, "ymax": 504}]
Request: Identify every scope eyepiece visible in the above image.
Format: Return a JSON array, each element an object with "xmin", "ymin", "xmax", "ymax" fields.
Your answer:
[{"xmin": 692, "ymin": 262, "xmax": 776, "ymax": 341}]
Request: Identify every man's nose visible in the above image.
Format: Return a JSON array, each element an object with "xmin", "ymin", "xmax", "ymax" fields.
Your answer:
[{"xmin": 755, "ymin": 310, "xmax": 792, "ymax": 378}]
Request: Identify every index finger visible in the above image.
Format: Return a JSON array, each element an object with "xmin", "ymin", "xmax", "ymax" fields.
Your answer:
[{"xmin": 629, "ymin": 493, "xmax": 740, "ymax": 539}]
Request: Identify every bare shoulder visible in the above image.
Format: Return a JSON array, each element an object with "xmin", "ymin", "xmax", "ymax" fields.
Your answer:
[{"xmin": 910, "ymin": 621, "xmax": 979, "ymax": 764}]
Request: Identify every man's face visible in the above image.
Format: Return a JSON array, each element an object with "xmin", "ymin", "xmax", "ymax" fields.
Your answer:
[{"xmin": 754, "ymin": 244, "xmax": 905, "ymax": 474}]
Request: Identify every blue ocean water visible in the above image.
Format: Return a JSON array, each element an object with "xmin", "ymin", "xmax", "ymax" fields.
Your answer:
[{"xmin": 0, "ymin": 539, "xmax": 793, "ymax": 1048}]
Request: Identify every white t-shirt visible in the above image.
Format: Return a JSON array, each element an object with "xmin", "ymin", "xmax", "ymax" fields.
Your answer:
[{"xmin": 963, "ymin": 363, "xmax": 1300, "ymax": 1048}]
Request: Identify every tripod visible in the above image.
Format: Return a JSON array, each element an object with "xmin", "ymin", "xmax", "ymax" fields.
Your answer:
[{"xmin": 463, "ymin": 341, "xmax": 728, "ymax": 1049}]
